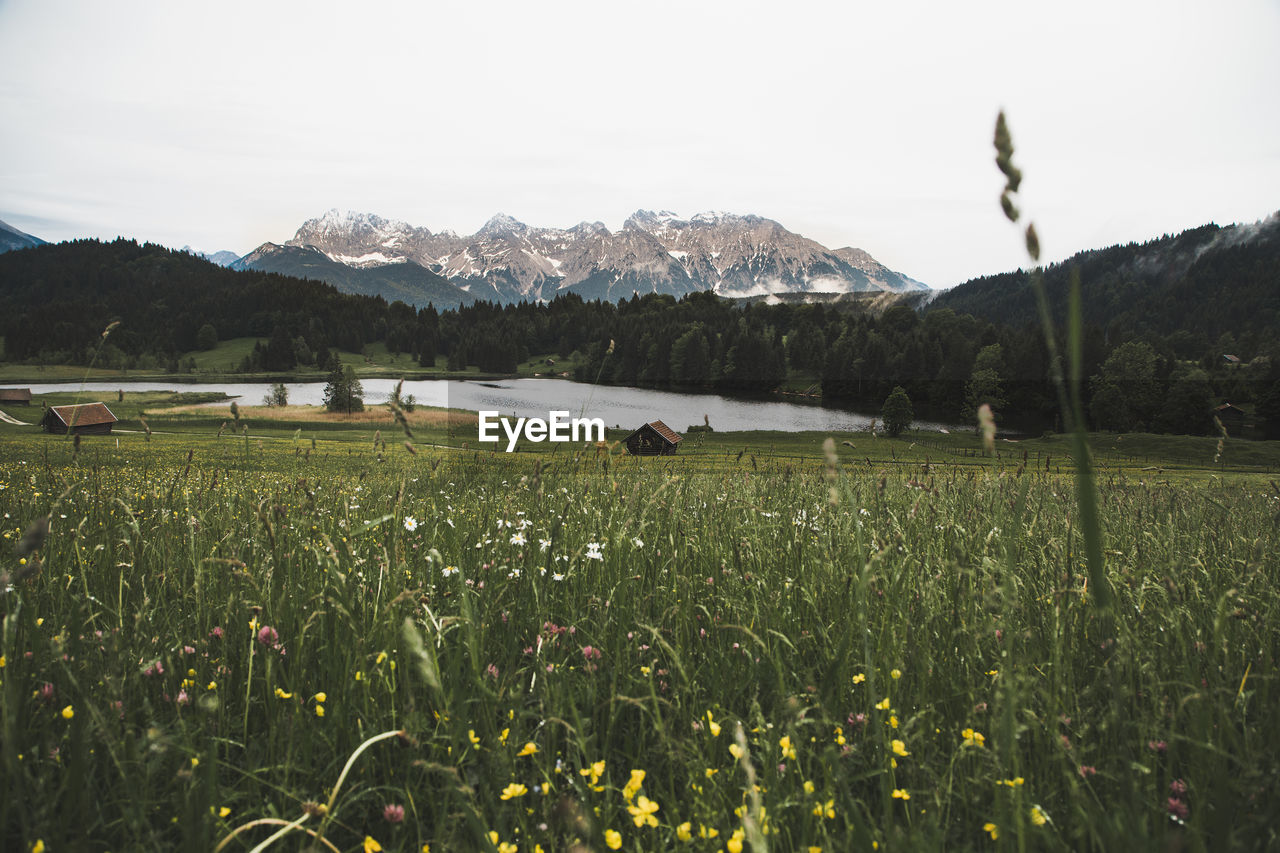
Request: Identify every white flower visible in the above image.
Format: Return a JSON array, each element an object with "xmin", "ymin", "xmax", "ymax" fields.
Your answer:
[
  {"xmin": 585, "ymin": 542, "xmax": 604, "ymax": 561},
  {"xmin": 508, "ymin": 568, "xmax": 522, "ymax": 579},
  {"xmin": 539, "ymin": 538, "xmax": 551, "ymax": 552},
  {"xmin": 552, "ymin": 572, "xmax": 565, "ymax": 582},
  {"xmin": 446, "ymin": 518, "xmax": 455, "ymax": 528},
  {"xmin": 510, "ymin": 532, "xmax": 527, "ymax": 546},
  {"xmin": 442, "ymin": 565, "xmax": 459, "ymax": 578},
  {"xmin": 632, "ymin": 538, "xmax": 644, "ymax": 549},
  {"xmin": 403, "ymin": 516, "xmax": 418, "ymax": 532}
]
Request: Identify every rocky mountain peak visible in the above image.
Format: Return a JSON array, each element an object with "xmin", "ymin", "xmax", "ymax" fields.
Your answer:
[{"xmin": 478, "ymin": 213, "xmax": 527, "ymax": 236}]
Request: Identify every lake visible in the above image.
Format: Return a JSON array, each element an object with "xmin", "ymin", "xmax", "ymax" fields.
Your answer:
[{"xmin": 21, "ymin": 378, "xmax": 958, "ymax": 434}]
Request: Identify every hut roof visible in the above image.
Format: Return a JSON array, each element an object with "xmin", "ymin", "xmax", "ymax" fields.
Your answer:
[
  {"xmin": 633, "ymin": 420, "xmax": 682, "ymax": 444},
  {"xmin": 47, "ymin": 402, "xmax": 117, "ymax": 428},
  {"xmin": 0, "ymin": 388, "xmax": 32, "ymax": 402}
]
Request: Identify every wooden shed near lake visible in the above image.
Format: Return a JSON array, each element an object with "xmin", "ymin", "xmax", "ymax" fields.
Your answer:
[
  {"xmin": 624, "ymin": 420, "xmax": 682, "ymax": 456},
  {"xmin": 0, "ymin": 388, "xmax": 32, "ymax": 405},
  {"xmin": 41, "ymin": 402, "xmax": 118, "ymax": 435}
]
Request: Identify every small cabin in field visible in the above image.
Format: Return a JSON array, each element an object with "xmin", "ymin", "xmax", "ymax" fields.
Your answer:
[
  {"xmin": 1213, "ymin": 402, "xmax": 1246, "ymax": 433},
  {"xmin": 41, "ymin": 402, "xmax": 118, "ymax": 435},
  {"xmin": 0, "ymin": 388, "xmax": 32, "ymax": 405},
  {"xmin": 625, "ymin": 420, "xmax": 682, "ymax": 456}
]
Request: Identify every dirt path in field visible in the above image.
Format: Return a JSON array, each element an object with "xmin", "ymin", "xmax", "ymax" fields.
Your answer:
[{"xmin": 0, "ymin": 410, "xmax": 32, "ymax": 425}]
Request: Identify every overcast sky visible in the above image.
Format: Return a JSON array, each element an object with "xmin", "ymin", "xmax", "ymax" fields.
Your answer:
[{"xmin": 1, "ymin": 0, "xmax": 1277, "ymax": 288}]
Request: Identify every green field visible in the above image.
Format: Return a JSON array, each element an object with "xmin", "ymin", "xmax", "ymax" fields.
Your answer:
[{"xmin": 1, "ymin": 405, "xmax": 1277, "ymax": 852}]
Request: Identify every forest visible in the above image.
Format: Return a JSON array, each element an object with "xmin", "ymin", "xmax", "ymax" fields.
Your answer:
[{"xmin": 2, "ymin": 231, "xmax": 1278, "ymax": 437}]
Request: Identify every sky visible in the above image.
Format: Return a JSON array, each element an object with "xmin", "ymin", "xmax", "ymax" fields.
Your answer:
[{"xmin": 1, "ymin": 0, "xmax": 1277, "ymax": 288}]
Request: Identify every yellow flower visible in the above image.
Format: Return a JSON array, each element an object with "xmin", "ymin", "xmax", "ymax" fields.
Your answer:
[
  {"xmin": 355, "ymin": 671, "xmax": 364, "ymax": 681},
  {"xmin": 984, "ymin": 822, "xmax": 999, "ymax": 840},
  {"xmin": 376, "ymin": 651, "xmax": 387, "ymax": 665},
  {"xmin": 729, "ymin": 743, "xmax": 745, "ymax": 760},
  {"xmin": 622, "ymin": 768, "xmax": 646, "ymax": 801},
  {"xmin": 274, "ymin": 688, "xmax": 293, "ymax": 699},
  {"xmin": 315, "ymin": 705, "xmax": 325, "ymax": 717},
  {"xmin": 423, "ymin": 845, "xmax": 431, "ymax": 853},
  {"xmin": 517, "ymin": 741, "xmax": 539, "ymax": 757},
  {"xmin": 999, "ymin": 776, "xmax": 1025, "ymax": 787},
  {"xmin": 604, "ymin": 828, "xmax": 622, "ymax": 849},
  {"xmin": 0, "ymin": 655, "xmax": 6, "ymax": 668},
  {"xmin": 890, "ymin": 668, "xmax": 902, "ymax": 680},
  {"xmin": 500, "ymin": 727, "xmax": 510, "ymax": 745},
  {"xmin": 891, "ymin": 739, "xmax": 909, "ymax": 757},
  {"xmin": 986, "ymin": 669, "xmax": 999, "ymax": 677},
  {"xmin": 32, "ymin": 841, "xmax": 45, "ymax": 853},
  {"xmin": 500, "ymin": 782, "xmax": 528, "ymax": 800},
  {"xmin": 627, "ymin": 794, "xmax": 660, "ymax": 827},
  {"xmin": 676, "ymin": 822, "xmax": 693, "ymax": 841},
  {"xmin": 190, "ymin": 757, "xmax": 199, "ymax": 768},
  {"xmin": 803, "ymin": 780, "xmax": 815, "ymax": 794},
  {"xmin": 779, "ymin": 735, "xmax": 797, "ymax": 760},
  {"xmin": 207, "ymin": 681, "xmax": 217, "ymax": 691},
  {"xmin": 889, "ymin": 715, "xmax": 899, "ymax": 729},
  {"xmin": 61, "ymin": 705, "xmax": 74, "ymax": 720},
  {"xmin": 706, "ymin": 711, "xmax": 722, "ymax": 737},
  {"xmin": 892, "ymin": 788, "xmax": 910, "ymax": 801},
  {"xmin": 364, "ymin": 835, "xmax": 383, "ymax": 853},
  {"xmin": 810, "ymin": 847, "xmax": 824, "ymax": 853},
  {"xmin": 813, "ymin": 798, "xmax": 835, "ymax": 819},
  {"xmin": 834, "ymin": 726, "xmax": 846, "ymax": 746},
  {"xmin": 640, "ymin": 665, "xmax": 651, "ymax": 675},
  {"xmin": 962, "ymin": 728, "xmax": 985, "ymax": 747},
  {"xmin": 727, "ymin": 828, "xmax": 746, "ymax": 853},
  {"xmin": 469, "ymin": 729, "xmax": 481, "ymax": 746},
  {"xmin": 314, "ymin": 692, "xmax": 327, "ymax": 703},
  {"xmin": 699, "ymin": 824, "xmax": 719, "ymax": 839},
  {"xmin": 219, "ymin": 806, "xmax": 231, "ymax": 818},
  {"xmin": 499, "ymin": 845, "xmax": 516, "ymax": 853},
  {"xmin": 705, "ymin": 767, "xmax": 718, "ymax": 778},
  {"xmin": 852, "ymin": 673, "xmax": 866, "ymax": 684},
  {"xmin": 579, "ymin": 759, "xmax": 605, "ymax": 785},
  {"xmin": 1030, "ymin": 805, "xmax": 1049, "ymax": 826},
  {"xmin": 875, "ymin": 697, "xmax": 890, "ymax": 710}
]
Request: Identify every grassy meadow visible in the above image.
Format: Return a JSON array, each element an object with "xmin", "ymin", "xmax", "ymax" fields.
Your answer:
[{"xmin": 1, "ymin": 402, "xmax": 1278, "ymax": 852}]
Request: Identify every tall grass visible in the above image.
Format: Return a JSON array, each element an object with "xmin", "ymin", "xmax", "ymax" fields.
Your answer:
[{"xmin": 0, "ymin": 431, "xmax": 1276, "ymax": 851}]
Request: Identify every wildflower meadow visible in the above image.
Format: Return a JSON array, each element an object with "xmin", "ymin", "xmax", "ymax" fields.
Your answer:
[{"xmin": 1, "ymin": 424, "xmax": 1276, "ymax": 852}]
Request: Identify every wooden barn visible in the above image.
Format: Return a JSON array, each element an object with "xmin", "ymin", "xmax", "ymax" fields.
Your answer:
[
  {"xmin": 41, "ymin": 402, "xmax": 118, "ymax": 435},
  {"xmin": 0, "ymin": 388, "xmax": 32, "ymax": 405},
  {"xmin": 624, "ymin": 420, "xmax": 683, "ymax": 456}
]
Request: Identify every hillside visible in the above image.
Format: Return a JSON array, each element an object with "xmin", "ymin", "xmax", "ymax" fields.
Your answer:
[
  {"xmin": 0, "ymin": 239, "xmax": 428, "ymax": 364},
  {"xmin": 929, "ymin": 215, "xmax": 1280, "ymax": 357}
]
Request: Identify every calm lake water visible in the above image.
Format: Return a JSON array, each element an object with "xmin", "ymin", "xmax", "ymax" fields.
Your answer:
[{"xmin": 22, "ymin": 378, "xmax": 958, "ymax": 434}]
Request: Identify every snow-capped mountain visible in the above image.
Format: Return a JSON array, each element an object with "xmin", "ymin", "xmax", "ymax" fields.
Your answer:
[{"xmin": 239, "ymin": 208, "xmax": 928, "ymax": 305}]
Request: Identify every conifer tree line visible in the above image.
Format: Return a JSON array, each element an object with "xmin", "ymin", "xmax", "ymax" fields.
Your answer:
[{"xmin": 2, "ymin": 236, "xmax": 1278, "ymax": 437}]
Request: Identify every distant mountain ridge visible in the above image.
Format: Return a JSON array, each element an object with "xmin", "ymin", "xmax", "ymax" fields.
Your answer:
[
  {"xmin": 0, "ymin": 218, "xmax": 46, "ymax": 253},
  {"xmin": 236, "ymin": 208, "xmax": 928, "ymax": 305},
  {"xmin": 231, "ymin": 242, "xmax": 475, "ymax": 309}
]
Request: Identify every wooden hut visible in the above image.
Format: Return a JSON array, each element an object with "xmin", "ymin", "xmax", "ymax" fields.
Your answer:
[
  {"xmin": 1213, "ymin": 403, "xmax": 1246, "ymax": 433},
  {"xmin": 40, "ymin": 402, "xmax": 118, "ymax": 435},
  {"xmin": 624, "ymin": 420, "xmax": 682, "ymax": 456},
  {"xmin": 0, "ymin": 388, "xmax": 32, "ymax": 405}
]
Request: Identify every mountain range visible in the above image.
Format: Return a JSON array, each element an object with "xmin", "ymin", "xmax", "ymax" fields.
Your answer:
[{"xmin": 232, "ymin": 209, "xmax": 929, "ymax": 307}]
